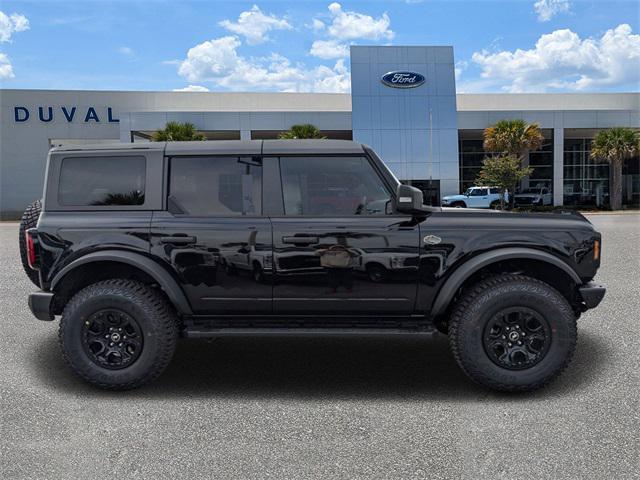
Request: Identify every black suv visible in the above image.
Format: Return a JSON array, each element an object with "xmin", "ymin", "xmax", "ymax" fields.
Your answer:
[{"xmin": 23, "ymin": 140, "xmax": 605, "ymax": 391}]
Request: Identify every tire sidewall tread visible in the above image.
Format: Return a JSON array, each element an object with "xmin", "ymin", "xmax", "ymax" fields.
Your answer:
[
  {"xmin": 449, "ymin": 274, "xmax": 577, "ymax": 392},
  {"xmin": 18, "ymin": 199, "xmax": 42, "ymax": 287},
  {"xmin": 59, "ymin": 279, "xmax": 178, "ymax": 390}
]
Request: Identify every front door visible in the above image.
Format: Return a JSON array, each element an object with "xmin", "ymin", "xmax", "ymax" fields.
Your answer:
[
  {"xmin": 150, "ymin": 155, "xmax": 272, "ymax": 315},
  {"xmin": 270, "ymin": 155, "xmax": 420, "ymax": 315}
]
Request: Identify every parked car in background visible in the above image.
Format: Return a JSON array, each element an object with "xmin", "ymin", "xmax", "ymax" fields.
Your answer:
[
  {"xmin": 515, "ymin": 186, "xmax": 553, "ymax": 206},
  {"xmin": 441, "ymin": 186, "xmax": 506, "ymax": 209}
]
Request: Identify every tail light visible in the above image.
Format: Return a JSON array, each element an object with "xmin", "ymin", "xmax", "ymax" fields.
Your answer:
[{"xmin": 25, "ymin": 229, "xmax": 39, "ymax": 270}]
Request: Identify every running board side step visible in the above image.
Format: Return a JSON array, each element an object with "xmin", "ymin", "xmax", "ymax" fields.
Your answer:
[{"xmin": 184, "ymin": 327, "xmax": 439, "ymax": 338}]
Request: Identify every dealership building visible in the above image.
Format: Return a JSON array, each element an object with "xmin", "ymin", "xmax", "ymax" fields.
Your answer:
[{"xmin": 1, "ymin": 45, "xmax": 638, "ymax": 218}]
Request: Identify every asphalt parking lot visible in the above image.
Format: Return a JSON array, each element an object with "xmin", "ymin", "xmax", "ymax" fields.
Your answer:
[{"xmin": 1, "ymin": 214, "xmax": 638, "ymax": 479}]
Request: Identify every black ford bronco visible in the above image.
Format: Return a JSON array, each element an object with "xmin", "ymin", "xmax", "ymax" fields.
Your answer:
[{"xmin": 23, "ymin": 140, "xmax": 605, "ymax": 391}]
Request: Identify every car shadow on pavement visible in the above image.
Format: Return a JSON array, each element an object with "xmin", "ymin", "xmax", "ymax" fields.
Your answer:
[{"xmin": 31, "ymin": 331, "xmax": 608, "ymax": 400}]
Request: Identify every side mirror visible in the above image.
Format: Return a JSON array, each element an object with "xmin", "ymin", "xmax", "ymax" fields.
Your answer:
[{"xmin": 396, "ymin": 184, "xmax": 424, "ymax": 213}]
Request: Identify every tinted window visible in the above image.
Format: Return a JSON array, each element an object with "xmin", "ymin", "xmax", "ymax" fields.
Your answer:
[
  {"xmin": 169, "ymin": 157, "xmax": 262, "ymax": 216},
  {"xmin": 59, "ymin": 156, "xmax": 146, "ymax": 206},
  {"xmin": 280, "ymin": 156, "xmax": 391, "ymax": 216},
  {"xmin": 468, "ymin": 188, "xmax": 486, "ymax": 196},
  {"xmin": 490, "ymin": 188, "xmax": 500, "ymax": 194}
]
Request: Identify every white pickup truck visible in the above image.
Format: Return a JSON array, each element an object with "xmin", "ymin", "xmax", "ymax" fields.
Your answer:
[{"xmin": 441, "ymin": 186, "xmax": 506, "ymax": 209}]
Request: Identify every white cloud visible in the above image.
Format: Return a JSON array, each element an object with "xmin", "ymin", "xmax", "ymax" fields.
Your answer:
[
  {"xmin": 219, "ymin": 5, "xmax": 291, "ymax": 45},
  {"xmin": 311, "ymin": 19, "xmax": 325, "ymax": 32},
  {"xmin": 534, "ymin": 0, "xmax": 571, "ymax": 22},
  {"xmin": 118, "ymin": 46, "xmax": 134, "ymax": 56},
  {"xmin": 324, "ymin": 2, "xmax": 393, "ymax": 41},
  {"xmin": 0, "ymin": 52, "xmax": 14, "ymax": 79},
  {"xmin": 173, "ymin": 85, "xmax": 210, "ymax": 92},
  {"xmin": 454, "ymin": 60, "xmax": 468, "ymax": 81},
  {"xmin": 177, "ymin": 35, "xmax": 350, "ymax": 93},
  {"xmin": 310, "ymin": 39, "xmax": 349, "ymax": 60},
  {"xmin": 0, "ymin": 11, "xmax": 29, "ymax": 43},
  {"xmin": 308, "ymin": 3, "xmax": 394, "ymax": 59},
  {"xmin": 471, "ymin": 24, "xmax": 640, "ymax": 92}
]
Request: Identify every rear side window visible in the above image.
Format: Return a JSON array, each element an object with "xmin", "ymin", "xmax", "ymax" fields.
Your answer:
[
  {"xmin": 58, "ymin": 156, "xmax": 146, "ymax": 206},
  {"xmin": 490, "ymin": 188, "xmax": 500, "ymax": 194},
  {"xmin": 169, "ymin": 157, "xmax": 262, "ymax": 216}
]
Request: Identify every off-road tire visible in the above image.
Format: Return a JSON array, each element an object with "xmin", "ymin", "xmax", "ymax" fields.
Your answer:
[
  {"xmin": 449, "ymin": 274, "xmax": 577, "ymax": 392},
  {"xmin": 59, "ymin": 279, "xmax": 178, "ymax": 390},
  {"xmin": 18, "ymin": 199, "xmax": 42, "ymax": 286},
  {"xmin": 490, "ymin": 200, "xmax": 501, "ymax": 210}
]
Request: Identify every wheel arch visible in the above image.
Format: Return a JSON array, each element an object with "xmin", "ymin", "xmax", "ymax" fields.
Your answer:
[
  {"xmin": 50, "ymin": 250, "xmax": 193, "ymax": 316},
  {"xmin": 430, "ymin": 247, "xmax": 581, "ymax": 318}
]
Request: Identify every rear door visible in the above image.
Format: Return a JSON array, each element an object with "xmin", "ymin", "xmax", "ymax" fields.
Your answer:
[
  {"xmin": 269, "ymin": 155, "xmax": 420, "ymax": 315},
  {"xmin": 150, "ymin": 155, "xmax": 272, "ymax": 315}
]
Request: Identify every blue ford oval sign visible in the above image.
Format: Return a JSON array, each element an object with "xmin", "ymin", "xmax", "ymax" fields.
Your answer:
[{"xmin": 381, "ymin": 71, "xmax": 425, "ymax": 89}]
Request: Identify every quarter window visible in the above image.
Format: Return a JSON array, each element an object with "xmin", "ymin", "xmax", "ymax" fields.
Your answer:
[
  {"xmin": 169, "ymin": 157, "xmax": 262, "ymax": 216},
  {"xmin": 280, "ymin": 156, "xmax": 391, "ymax": 216},
  {"xmin": 58, "ymin": 156, "xmax": 146, "ymax": 206}
]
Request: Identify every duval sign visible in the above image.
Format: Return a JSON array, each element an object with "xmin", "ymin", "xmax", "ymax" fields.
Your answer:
[
  {"xmin": 381, "ymin": 71, "xmax": 425, "ymax": 89},
  {"xmin": 14, "ymin": 106, "xmax": 119, "ymax": 123}
]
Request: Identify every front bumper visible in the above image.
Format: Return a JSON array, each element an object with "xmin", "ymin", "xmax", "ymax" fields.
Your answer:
[
  {"xmin": 28, "ymin": 291, "xmax": 54, "ymax": 321},
  {"xmin": 579, "ymin": 282, "xmax": 606, "ymax": 310}
]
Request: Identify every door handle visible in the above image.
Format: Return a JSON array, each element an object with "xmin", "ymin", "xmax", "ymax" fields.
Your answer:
[
  {"xmin": 282, "ymin": 236, "xmax": 319, "ymax": 245},
  {"xmin": 160, "ymin": 236, "xmax": 197, "ymax": 245}
]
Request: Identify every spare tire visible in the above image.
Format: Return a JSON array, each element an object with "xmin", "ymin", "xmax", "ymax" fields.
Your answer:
[{"xmin": 19, "ymin": 199, "xmax": 42, "ymax": 287}]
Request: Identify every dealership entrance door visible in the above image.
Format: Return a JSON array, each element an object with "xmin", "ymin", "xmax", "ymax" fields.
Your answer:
[{"xmin": 402, "ymin": 180, "xmax": 441, "ymax": 206}]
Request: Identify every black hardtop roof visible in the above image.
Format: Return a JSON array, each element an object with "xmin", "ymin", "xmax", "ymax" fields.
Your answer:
[{"xmin": 50, "ymin": 139, "xmax": 365, "ymax": 156}]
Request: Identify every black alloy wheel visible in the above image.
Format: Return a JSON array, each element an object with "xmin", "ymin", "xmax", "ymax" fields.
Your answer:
[
  {"xmin": 483, "ymin": 307, "xmax": 551, "ymax": 370},
  {"xmin": 82, "ymin": 309, "xmax": 144, "ymax": 369}
]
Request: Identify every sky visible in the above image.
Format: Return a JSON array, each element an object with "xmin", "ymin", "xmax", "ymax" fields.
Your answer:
[{"xmin": 0, "ymin": 0, "xmax": 638, "ymax": 93}]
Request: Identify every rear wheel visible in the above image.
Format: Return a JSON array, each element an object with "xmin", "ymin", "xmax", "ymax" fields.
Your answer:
[
  {"xmin": 59, "ymin": 279, "xmax": 178, "ymax": 390},
  {"xmin": 18, "ymin": 199, "xmax": 42, "ymax": 286},
  {"xmin": 490, "ymin": 200, "xmax": 501, "ymax": 210},
  {"xmin": 448, "ymin": 274, "xmax": 577, "ymax": 392}
]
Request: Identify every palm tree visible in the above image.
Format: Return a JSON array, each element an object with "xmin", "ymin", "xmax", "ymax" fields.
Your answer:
[
  {"xmin": 152, "ymin": 122, "xmax": 206, "ymax": 141},
  {"xmin": 278, "ymin": 124, "xmax": 326, "ymax": 139},
  {"xmin": 590, "ymin": 127, "xmax": 640, "ymax": 210},
  {"xmin": 483, "ymin": 119, "xmax": 544, "ymax": 159},
  {"xmin": 483, "ymin": 119, "xmax": 544, "ymax": 207}
]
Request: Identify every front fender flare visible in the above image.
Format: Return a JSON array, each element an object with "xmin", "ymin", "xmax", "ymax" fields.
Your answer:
[
  {"xmin": 51, "ymin": 250, "xmax": 193, "ymax": 315},
  {"xmin": 430, "ymin": 247, "xmax": 581, "ymax": 317}
]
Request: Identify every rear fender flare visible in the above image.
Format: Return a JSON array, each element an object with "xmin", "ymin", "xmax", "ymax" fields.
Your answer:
[
  {"xmin": 430, "ymin": 247, "xmax": 581, "ymax": 317},
  {"xmin": 51, "ymin": 250, "xmax": 193, "ymax": 315}
]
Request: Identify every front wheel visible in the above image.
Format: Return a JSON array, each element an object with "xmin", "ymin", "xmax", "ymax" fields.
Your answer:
[
  {"xmin": 59, "ymin": 279, "xmax": 178, "ymax": 390},
  {"xmin": 448, "ymin": 274, "xmax": 577, "ymax": 392}
]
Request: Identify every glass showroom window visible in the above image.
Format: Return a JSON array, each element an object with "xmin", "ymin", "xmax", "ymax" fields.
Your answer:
[
  {"xmin": 528, "ymin": 130, "xmax": 553, "ymax": 190},
  {"xmin": 458, "ymin": 129, "xmax": 554, "ymax": 194},
  {"xmin": 563, "ymin": 138, "xmax": 610, "ymax": 207}
]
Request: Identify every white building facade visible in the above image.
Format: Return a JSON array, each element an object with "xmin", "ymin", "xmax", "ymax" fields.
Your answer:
[{"xmin": 1, "ymin": 45, "xmax": 638, "ymax": 218}]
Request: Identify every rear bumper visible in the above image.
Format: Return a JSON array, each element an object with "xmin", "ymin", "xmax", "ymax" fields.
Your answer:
[
  {"xmin": 28, "ymin": 291, "xmax": 54, "ymax": 321},
  {"xmin": 579, "ymin": 282, "xmax": 606, "ymax": 310}
]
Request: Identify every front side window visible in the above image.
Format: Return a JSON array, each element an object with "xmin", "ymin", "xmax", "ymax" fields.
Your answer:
[
  {"xmin": 169, "ymin": 156, "xmax": 262, "ymax": 216},
  {"xmin": 280, "ymin": 156, "xmax": 391, "ymax": 216},
  {"xmin": 467, "ymin": 188, "xmax": 486, "ymax": 196},
  {"xmin": 58, "ymin": 156, "xmax": 146, "ymax": 206}
]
